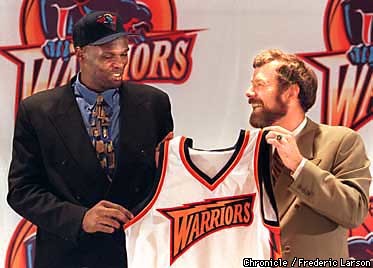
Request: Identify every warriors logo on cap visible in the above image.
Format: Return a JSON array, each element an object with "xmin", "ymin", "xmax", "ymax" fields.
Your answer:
[
  {"xmin": 96, "ymin": 13, "xmax": 118, "ymax": 31},
  {"xmin": 72, "ymin": 11, "xmax": 131, "ymax": 47}
]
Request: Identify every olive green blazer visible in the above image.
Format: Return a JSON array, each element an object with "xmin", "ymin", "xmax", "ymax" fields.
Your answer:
[{"xmin": 274, "ymin": 118, "xmax": 371, "ymax": 264}]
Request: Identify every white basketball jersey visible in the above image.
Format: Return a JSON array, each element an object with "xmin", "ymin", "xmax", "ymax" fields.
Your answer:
[{"xmin": 125, "ymin": 130, "xmax": 281, "ymax": 267}]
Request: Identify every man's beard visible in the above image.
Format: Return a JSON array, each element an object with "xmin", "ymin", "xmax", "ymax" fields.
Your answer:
[{"xmin": 249, "ymin": 95, "xmax": 287, "ymax": 128}]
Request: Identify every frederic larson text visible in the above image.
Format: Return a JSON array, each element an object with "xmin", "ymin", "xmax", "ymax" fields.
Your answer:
[{"xmin": 242, "ymin": 257, "xmax": 372, "ymax": 267}]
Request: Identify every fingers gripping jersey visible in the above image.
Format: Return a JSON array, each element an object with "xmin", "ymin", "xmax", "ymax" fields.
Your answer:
[{"xmin": 125, "ymin": 130, "xmax": 281, "ymax": 267}]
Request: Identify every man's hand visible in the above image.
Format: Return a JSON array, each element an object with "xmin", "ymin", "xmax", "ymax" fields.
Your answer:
[
  {"xmin": 263, "ymin": 126, "xmax": 304, "ymax": 172},
  {"xmin": 82, "ymin": 200, "xmax": 133, "ymax": 234},
  {"xmin": 155, "ymin": 131, "xmax": 174, "ymax": 168}
]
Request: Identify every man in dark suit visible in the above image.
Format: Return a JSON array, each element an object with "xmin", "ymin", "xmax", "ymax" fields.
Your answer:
[
  {"xmin": 245, "ymin": 49, "xmax": 371, "ymax": 264},
  {"xmin": 7, "ymin": 11, "xmax": 173, "ymax": 268}
]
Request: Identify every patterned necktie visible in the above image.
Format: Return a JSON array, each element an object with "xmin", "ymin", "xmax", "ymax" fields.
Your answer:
[
  {"xmin": 90, "ymin": 95, "xmax": 115, "ymax": 181},
  {"xmin": 271, "ymin": 149, "xmax": 284, "ymax": 186}
]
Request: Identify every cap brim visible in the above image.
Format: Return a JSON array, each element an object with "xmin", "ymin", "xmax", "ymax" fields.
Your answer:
[{"xmin": 90, "ymin": 32, "xmax": 139, "ymax": 46}]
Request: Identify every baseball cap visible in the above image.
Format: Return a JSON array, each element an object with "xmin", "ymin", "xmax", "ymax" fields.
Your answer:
[{"xmin": 73, "ymin": 11, "xmax": 134, "ymax": 47}]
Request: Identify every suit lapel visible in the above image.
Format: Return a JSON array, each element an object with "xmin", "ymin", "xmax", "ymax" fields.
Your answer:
[
  {"xmin": 49, "ymin": 82, "xmax": 109, "ymax": 190},
  {"xmin": 297, "ymin": 118, "xmax": 319, "ymax": 161},
  {"xmin": 275, "ymin": 117, "xmax": 319, "ymax": 219},
  {"xmin": 112, "ymin": 82, "xmax": 148, "ymax": 180},
  {"xmin": 274, "ymin": 166, "xmax": 294, "ymax": 218}
]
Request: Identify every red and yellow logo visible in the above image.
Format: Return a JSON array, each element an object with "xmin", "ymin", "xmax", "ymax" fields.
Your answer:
[
  {"xmin": 298, "ymin": 0, "xmax": 373, "ymax": 260},
  {"xmin": 157, "ymin": 194, "xmax": 255, "ymax": 264},
  {"xmin": 6, "ymin": 219, "xmax": 36, "ymax": 268},
  {"xmin": 348, "ymin": 197, "xmax": 373, "ymax": 259},
  {"xmin": 0, "ymin": 0, "xmax": 201, "ymax": 114},
  {"xmin": 299, "ymin": 0, "xmax": 372, "ymax": 130}
]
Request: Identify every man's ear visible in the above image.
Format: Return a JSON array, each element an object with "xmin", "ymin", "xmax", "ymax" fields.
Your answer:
[
  {"xmin": 74, "ymin": 46, "xmax": 84, "ymax": 60},
  {"xmin": 287, "ymin": 84, "xmax": 300, "ymax": 100}
]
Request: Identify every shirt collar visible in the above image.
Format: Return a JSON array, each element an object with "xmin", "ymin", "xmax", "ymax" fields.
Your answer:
[
  {"xmin": 292, "ymin": 116, "xmax": 307, "ymax": 137},
  {"xmin": 74, "ymin": 73, "xmax": 119, "ymax": 108}
]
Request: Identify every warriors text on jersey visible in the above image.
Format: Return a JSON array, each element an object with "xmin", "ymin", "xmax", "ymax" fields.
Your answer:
[{"xmin": 125, "ymin": 130, "xmax": 281, "ymax": 267}]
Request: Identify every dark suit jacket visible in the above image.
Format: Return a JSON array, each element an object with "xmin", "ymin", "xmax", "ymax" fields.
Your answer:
[
  {"xmin": 7, "ymin": 77, "xmax": 173, "ymax": 268},
  {"xmin": 275, "ymin": 118, "xmax": 371, "ymax": 264}
]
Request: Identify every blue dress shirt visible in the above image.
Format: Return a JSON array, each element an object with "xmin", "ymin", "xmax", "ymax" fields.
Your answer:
[{"xmin": 73, "ymin": 74, "xmax": 120, "ymax": 150}]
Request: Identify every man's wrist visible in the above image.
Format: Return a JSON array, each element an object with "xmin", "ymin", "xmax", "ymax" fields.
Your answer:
[{"xmin": 291, "ymin": 158, "xmax": 307, "ymax": 180}]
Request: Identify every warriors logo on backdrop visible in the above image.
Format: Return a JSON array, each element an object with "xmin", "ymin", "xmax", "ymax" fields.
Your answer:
[
  {"xmin": 298, "ymin": 0, "xmax": 373, "ymax": 260},
  {"xmin": 3, "ymin": 1, "xmax": 200, "ymax": 267},
  {"xmin": 0, "ymin": 0, "xmax": 200, "ymax": 115}
]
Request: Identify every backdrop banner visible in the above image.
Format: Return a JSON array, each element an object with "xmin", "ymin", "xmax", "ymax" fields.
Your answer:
[{"xmin": 0, "ymin": 0, "xmax": 372, "ymax": 267}]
